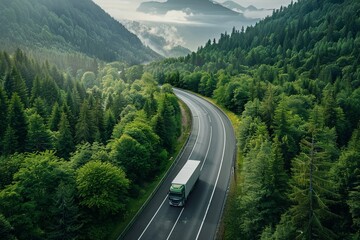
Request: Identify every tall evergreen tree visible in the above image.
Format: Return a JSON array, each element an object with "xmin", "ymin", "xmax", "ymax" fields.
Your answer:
[
  {"xmin": 0, "ymin": 87, "xmax": 8, "ymax": 141},
  {"xmin": 48, "ymin": 102, "xmax": 61, "ymax": 131},
  {"xmin": 104, "ymin": 109, "xmax": 116, "ymax": 141},
  {"xmin": 47, "ymin": 182, "xmax": 81, "ymax": 240},
  {"xmin": 26, "ymin": 113, "xmax": 52, "ymax": 152},
  {"xmin": 4, "ymin": 66, "xmax": 28, "ymax": 106},
  {"xmin": 1, "ymin": 124, "xmax": 18, "ymax": 155},
  {"xmin": 285, "ymin": 107, "xmax": 339, "ymax": 240},
  {"xmin": 6, "ymin": 93, "xmax": 27, "ymax": 153},
  {"xmin": 75, "ymin": 100, "xmax": 94, "ymax": 144},
  {"xmin": 56, "ymin": 112, "xmax": 74, "ymax": 159}
]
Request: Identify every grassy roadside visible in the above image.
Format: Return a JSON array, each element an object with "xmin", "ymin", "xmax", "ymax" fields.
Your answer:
[{"xmin": 109, "ymin": 98, "xmax": 192, "ymax": 240}]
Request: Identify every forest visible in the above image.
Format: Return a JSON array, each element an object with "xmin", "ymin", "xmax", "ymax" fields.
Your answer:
[
  {"xmin": 146, "ymin": 0, "xmax": 360, "ymax": 239},
  {"xmin": 0, "ymin": 49, "xmax": 181, "ymax": 239}
]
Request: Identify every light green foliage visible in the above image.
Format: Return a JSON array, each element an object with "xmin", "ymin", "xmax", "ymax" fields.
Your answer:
[
  {"xmin": 0, "ymin": 151, "xmax": 75, "ymax": 239},
  {"xmin": 110, "ymin": 133, "xmax": 151, "ymax": 184},
  {"xmin": 76, "ymin": 160, "xmax": 129, "ymax": 215},
  {"xmin": 81, "ymin": 71, "xmax": 97, "ymax": 89}
]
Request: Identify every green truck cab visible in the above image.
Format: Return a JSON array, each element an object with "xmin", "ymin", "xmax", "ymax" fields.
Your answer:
[{"xmin": 169, "ymin": 160, "xmax": 201, "ymax": 207}]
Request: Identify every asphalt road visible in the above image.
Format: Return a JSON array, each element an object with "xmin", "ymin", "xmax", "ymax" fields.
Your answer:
[{"xmin": 120, "ymin": 89, "xmax": 236, "ymax": 240}]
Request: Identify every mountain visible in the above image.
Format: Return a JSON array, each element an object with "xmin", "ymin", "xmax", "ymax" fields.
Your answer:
[
  {"xmin": 137, "ymin": 0, "xmax": 240, "ymax": 16},
  {"xmin": 122, "ymin": 21, "xmax": 192, "ymax": 58},
  {"xmin": 0, "ymin": 0, "xmax": 160, "ymax": 64},
  {"xmin": 220, "ymin": 1, "xmax": 247, "ymax": 12}
]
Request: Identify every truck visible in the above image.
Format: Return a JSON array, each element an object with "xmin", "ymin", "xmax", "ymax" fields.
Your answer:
[{"xmin": 169, "ymin": 160, "xmax": 201, "ymax": 206}]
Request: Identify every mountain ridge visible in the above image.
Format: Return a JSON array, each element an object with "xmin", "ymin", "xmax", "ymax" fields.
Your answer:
[
  {"xmin": 137, "ymin": 0, "xmax": 240, "ymax": 16},
  {"xmin": 0, "ymin": 0, "xmax": 161, "ymax": 65}
]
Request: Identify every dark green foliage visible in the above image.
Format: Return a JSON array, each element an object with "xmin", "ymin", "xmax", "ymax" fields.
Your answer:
[
  {"xmin": 47, "ymin": 182, "xmax": 81, "ymax": 240},
  {"xmin": 75, "ymin": 100, "xmax": 97, "ymax": 144},
  {"xmin": 6, "ymin": 93, "xmax": 27, "ymax": 153},
  {"xmin": 26, "ymin": 113, "xmax": 53, "ymax": 152},
  {"xmin": 48, "ymin": 102, "xmax": 62, "ymax": 131},
  {"xmin": 55, "ymin": 112, "xmax": 74, "ymax": 160},
  {"xmin": 0, "ymin": 213, "xmax": 15, "ymax": 240},
  {"xmin": 104, "ymin": 109, "xmax": 116, "ymax": 141},
  {"xmin": 1, "ymin": 126, "xmax": 18, "ymax": 156},
  {"xmin": 0, "ymin": 87, "xmax": 8, "ymax": 143},
  {"xmin": 152, "ymin": 92, "xmax": 181, "ymax": 153},
  {"xmin": 4, "ymin": 67, "xmax": 28, "ymax": 106}
]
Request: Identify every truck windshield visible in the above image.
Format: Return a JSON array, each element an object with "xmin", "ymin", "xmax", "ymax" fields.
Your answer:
[{"xmin": 169, "ymin": 192, "xmax": 182, "ymax": 199}]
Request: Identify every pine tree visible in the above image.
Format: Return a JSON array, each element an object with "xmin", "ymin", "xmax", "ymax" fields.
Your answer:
[
  {"xmin": 30, "ymin": 76, "xmax": 42, "ymax": 104},
  {"xmin": 32, "ymin": 97, "xmax": 48, "ymax": 120},
  {"xmin": 7, "ymin": 93, "xmax": 27, "ymax": 153},
  {"xmin": 4, "ymin": 66, "xmax": 29, "ymax": 106},
  {"xmin": 0, "ymin": 87, "xmax": 8, "ymax": 141},
  {"xmin": 49, "ymin": 102, "xmax": 61, "ymax": 131},
  {"xmin": 104, "ymin": 109, "xmax": 116, "ymax": 141},
  {"xmin": 48, "ymin": 182, "xmax": 81, "ymax": 240},
  {"xmin": 286, "ymin": 107, "xmax": 339, "ymax": 240},
  {"xmin": 1, "ymin": 125, "xmax": 18, "ymax": 155},
  {"xmin": 56, "ymin": 112, "xmax": 74, "ymax": 159},
  {"xmin": 75, "ymin": 100, "xmax": 93, "ymax": 143},
  {"xmin": 26, "ymin": 113, "xmax": 52, "ymax": 152}
]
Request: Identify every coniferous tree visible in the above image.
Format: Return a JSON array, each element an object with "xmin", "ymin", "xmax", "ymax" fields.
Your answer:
[
  {"xmin": 32, "ymin": 97, "xmax": 48, "ymax": 119},
  {"xmin": 26, "ymin": 113, "xmax": 52, "ymax": 152},
  {"xmin": 0, "ymin": 87, "xmax": 8, "ymax": 141},
  {"xmin": 285, "ymin": 107, "xmax": 339, "ymax": 240},
  {"xmin": 333, "ymin": 124, "xmax": 360, "ymax": 237},
  {"xmin": 48, "ymin": 102, "xmax": 61, "ymax": 131},
  {"xmin": 48, "ymin": 182, "xmax": 81, "ymax": 240},
  {"xmin": 6, "ymin": 93, "xmax": 27, "ymax": 153},
  {"xmin": 30, "ymin": 76, "xmax": 42, "ymax": 104},
  {"xmin": 4, "ymin": 67, "xmax": 28, "ymax": 106},
  {"xmin": 56, "ymin": 112, "xmax": 74, "ymax": 159},
  {"xmin": 104, "ymin": 109, "xmax": 116, "ymax": 141},
  {"xmin": 2, "ymin": 125, "xmax": 18, "ymax": 155},
  {"xmin": 75, "ymin": 100, "xmax": 93, "ymax": 144}
]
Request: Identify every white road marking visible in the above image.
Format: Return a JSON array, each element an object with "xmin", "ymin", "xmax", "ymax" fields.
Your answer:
[
  {"xmin": 195, "ymin": 106, "xmax": 227, "ymax": 240},
  {"xmin": 138, "ymin": 196, "xmax": 168, "ymax": 240},
  {"xmin": 166, "ymin": 208, "xmax": 185, "ymax": 240},
  {"xmin": 201, "ymin": 126, "xmax": 212, "ymax": 171}
]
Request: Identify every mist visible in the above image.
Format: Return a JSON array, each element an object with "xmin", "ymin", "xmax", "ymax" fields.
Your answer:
[{"xmin": 92, "ymin": 0, "xmax": 294, "ymax": 51}]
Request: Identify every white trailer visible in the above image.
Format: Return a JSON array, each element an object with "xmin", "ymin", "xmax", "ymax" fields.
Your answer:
[{"xmin": 169, "ymin": 160, "xmax": 201, "ymax": 206}]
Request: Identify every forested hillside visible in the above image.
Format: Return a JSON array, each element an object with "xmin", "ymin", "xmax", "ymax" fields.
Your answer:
[
  {"xmin": 0, "ymin": 49, "xmax": 181, "ymax": 239},
  {"xmin": 0, "ymin": 0, "xmax": 160, "ymax": 66},
  {"xmin": 147, "ymin": 0, "xmax": 360, "ymax": 239}
]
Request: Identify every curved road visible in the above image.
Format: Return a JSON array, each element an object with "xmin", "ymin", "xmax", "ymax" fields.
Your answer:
[{"xmin": 121, "ymin": 89, "xmax": 236, "ymax": 240}]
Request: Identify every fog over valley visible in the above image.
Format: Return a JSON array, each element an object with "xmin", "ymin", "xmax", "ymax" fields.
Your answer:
[{"xmin": 93, "ymin": 0, "xmax": 294, "ymax": 53}]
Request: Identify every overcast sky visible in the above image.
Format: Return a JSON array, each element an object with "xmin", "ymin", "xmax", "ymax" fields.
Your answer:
[
  {"xmin": 92, "ymin": 0, "xmax": 295, "ymax": 22},
  {"xmin": 92, "ymin": 0, "xmax": 295, "ymax": 50}
]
